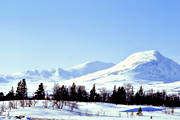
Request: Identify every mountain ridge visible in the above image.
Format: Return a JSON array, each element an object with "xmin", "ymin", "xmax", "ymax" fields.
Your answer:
[
  {"xmin": 2, "ymin": 61, "xmax": 115, "ymax": 82},
  {"xmin": 0, "ymin": 50, "xmax": 180, "ymax": 94},
  {"xmin": 64, "ymin": 50, "xmax": 180, "ymax": 90}
]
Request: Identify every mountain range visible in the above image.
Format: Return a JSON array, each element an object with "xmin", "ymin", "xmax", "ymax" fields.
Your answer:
[
  {"xmin": 1, "ymin": 50, "xmax": 180, "ymax": 94},
  {"xmin": 60, "ymin": 50, "xmax": 180, "ymax": 93},
  {"xmin": 1, "ymin": 61, "xmax": 115, "ymax": 82}
]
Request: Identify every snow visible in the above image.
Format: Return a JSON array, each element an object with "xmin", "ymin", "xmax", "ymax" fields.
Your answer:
[
  {"xmin": 0, "ymin": 61, "xmax": 115, "ymax": 81},
  {"xmin": 0, "ymin": 101, "xmax": 179, "ymax": 120},
  {"xmin": 57, "ymin": 50, "xmax": 180, "ymax": 93},
  {"xmin": 0, "ymin": 50, "xmax": 180, "ymax": 95},
  {"xmin": 67, "ymin": 61, "xmax": 115, "ymax": 78},
  {"xmin": 110, "ymin": 50, "xmax": 161, "ymax": 71}
]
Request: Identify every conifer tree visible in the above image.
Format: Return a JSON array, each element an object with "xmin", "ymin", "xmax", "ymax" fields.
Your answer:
[
  {"xmin": 111, "ymin": 85, "xmax": 117, "ymax": 103},
  {"xmin": 0, "ymin": 92, "xmax": 4, "ymax": 100},
  {"xmin": 70, "ymin": 83, "xmax": 77, "ymax": 101},
  {"xmin": 89, "ymin": 84, "xmax": 97, "ymax": 102},
  {"xmin": 34, "ymin": 83, "xmax": 45, "ymax": 100},
  {"xmin": 117, "ymin": 86, "xmax": 126, "ymax": 104},
  {"xmin": 22, "ymin": 79, "xmax": 28, "ymax": 99},
  {"xmin": 135, "ymin": 86, "xmax": 144, "ymax": 105},
  {"xmin": 6, "ymin": 87, "xmax": 15, "ymax": 100},
  {"xmin": 77, "ymin": 86, "xmax": 83, "ymax": 102},
  {"xmin": 16, "ymin": 80, "xmax": 22, "ymax": 99},
  {"xmin": 15, "ymin": 79, "xmax": 28, "ymax": 99},
  {"xmin": 77, "ymin": 86, "xmax": 88, "ymax": 102},
  {"xmin": 53, "ymin": 83, "xmax": 61, "ymax": 100},
  {"xmin": 60, "ymin": 85, "xmax": 69, "ymax": 100}
]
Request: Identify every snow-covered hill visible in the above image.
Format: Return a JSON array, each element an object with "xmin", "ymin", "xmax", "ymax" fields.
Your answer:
[
  {"xmin": 55, "ymin": 61, "xmax": 115, "ymax": 80},
  {"xmin": 1, "ymin": 61, "xmax": 115, "ymax": 82},
  {"xmin": 108, "ymin": 50, "xmax": 180, "ymax": 82},
  {"xmin": 1, "ymin": 50, "xmax": 180, "ymax": 94},
  {"xmin": 62, "ymin": 50, "xmax": 180, "ymax": 92}
]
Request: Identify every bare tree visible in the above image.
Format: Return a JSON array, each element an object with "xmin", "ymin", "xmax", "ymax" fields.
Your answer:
[
  {"xmin": 0, "ymin": 103, "xmax": 6, "ymax": 114},
  {"xmin": 43, "ymin": 100, "xmax": 49, "ymax": 108},
  {"xmin": 20, "ymin": 100, "xmax": 25, "ymax": 108},
  {"xmin": 33, "ymin": 100, "xmax": 38, "ymax": 106},
  {"xmin": 8, "ymin": 101, "xmax": 14, "ymax": 110}
]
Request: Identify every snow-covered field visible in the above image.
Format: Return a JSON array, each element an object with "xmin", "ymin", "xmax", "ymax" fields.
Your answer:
[
  {"xmin": 0, "ymin": 100, "xmax": 179, "ymax": 120},
  {"xmin": 0, "ymin": 50, "xmax": 180, "ymax": 120}
]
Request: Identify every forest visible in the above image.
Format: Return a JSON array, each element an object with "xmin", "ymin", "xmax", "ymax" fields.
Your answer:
[{"xmin": 0, "ymin": 79, "xmax": 179, "ymax": 107}]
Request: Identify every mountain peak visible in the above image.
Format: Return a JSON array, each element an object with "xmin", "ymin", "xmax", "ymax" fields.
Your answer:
[
  {"xmin": 110, "ymin": 50, "xmax": 164, "ymax": 72},
  {"xmin": 107, "ymin": 50, "xmax": 180, "ymax": 82},
  {"xmin": 66, "ymin": 50, "xmax": 180, "ymax": 91},
  {"xmin": 70, "ymin": 61, "xmax": 114, "ymax": 70},
  {"xmin": 126, "ymin": 50, "xmax": 163, "ymax": 62}
]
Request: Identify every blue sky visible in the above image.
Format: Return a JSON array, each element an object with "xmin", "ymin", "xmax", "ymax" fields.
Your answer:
[{"xmin": 0, "ymin": 0, "xmax": 180, "ymax": 74}]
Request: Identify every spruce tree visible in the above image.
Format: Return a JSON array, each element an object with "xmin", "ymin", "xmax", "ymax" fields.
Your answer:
[
  {"xmin": 60, "ymin": 85, "xmax": 69, "ymax": 100},
  {"xmin": 53, "ymin": 83, "xmax": 61, "ymax": 100},
  {"xmin": 70, "ymin": 83, "xmax": 77, "ymax": 101},
  {"xmin": 89, "ymin": 84, "xmax": 97, "ymax": 102},
  {"xmin": 111, "ymin": 85, "xmax": 117, "ymax": 103},
  {"xmin": 15, "ymin": 79, "xmax": 27, "ymax": 100},
  {"xmin": 34, "ymin": 83, "xmax": 45, "ymax": 100},
  {"xmin": 22, "ymin": 79, "xmax": 28, "ymax": 99},
  {"xmin": 77, "ymin": 86, "xmax": 83, "ymax": 102},
  {"xmin": 6, "ymin": 87, "xmax": 15, "ymax": 100},
  {"xmin": 77, "ymin": 86, "xmax": 88, "ymax": 102},
  {"xmin": 117, "ymin": 87, "xmax": 126, "ymax": 104},
  {"xmin": 135, "ymin": 86, "xmax": 144, "ymax": 105},
  {"xmin": 16, "ymin": 80, "xmax": 23, "ymax": 99},
  {"xmin": 0, "ymin": 92, "xmax": 4, "ymax": 101}
]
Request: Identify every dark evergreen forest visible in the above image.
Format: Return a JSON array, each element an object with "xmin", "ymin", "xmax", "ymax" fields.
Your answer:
[{"xmin": 0, "ymin": 79, "xmax": 180, "ymax": 107}]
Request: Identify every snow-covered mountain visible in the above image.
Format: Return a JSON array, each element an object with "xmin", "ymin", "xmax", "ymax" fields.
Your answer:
[
  {"xmin": 63, "ymin": 50, "xmax": 180, "ymax": 92},
  {"xmin": 2, "ymin": 61, "xmax": 115, "ymax": 82},
  {"xmin": 106, "ymin": 50, "xmax": 180, "ymax": 82},
  {"xmin": 1, "ymin": 50, "xmax": 180, "ymax": 94},
  {"xmin": 55, "ymin": 61, "xmax": 115, "ymax": 79}
]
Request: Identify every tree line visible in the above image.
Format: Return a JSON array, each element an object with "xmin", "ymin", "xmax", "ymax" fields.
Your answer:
[{"xmin": 0, "ymin": 79, "xmax": 180, "ymax": 107}]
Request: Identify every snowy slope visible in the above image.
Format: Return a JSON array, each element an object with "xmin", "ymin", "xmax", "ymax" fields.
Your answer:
[
  {"xmin": 0, "ymin": 61, "xmax": 115, "ymax": 82},
  {"xmin": 54, "ymin": 61, "xmax": 115, "ymax": 79},
  {"xmin": 1, "ymin": 101, "xmax": 180, "ymax": 120},
  {"xmin": 61, "ymin": 50, "xmax": 180, "ymax": 92},
  {"xmin": 109, "ymin": 50, "xmax": 180, "ymax": 82},
  {"xmin": 0, "ymin": 50, "xmax": 180, "ymax": 94}
]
